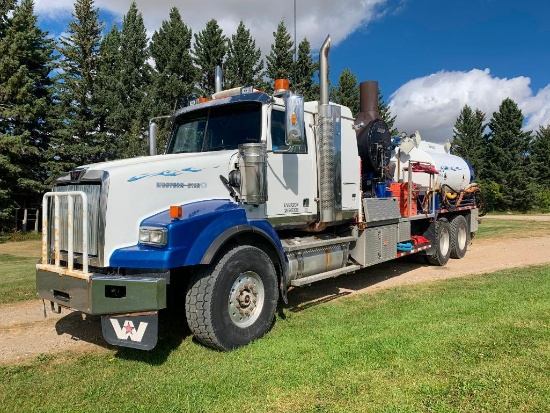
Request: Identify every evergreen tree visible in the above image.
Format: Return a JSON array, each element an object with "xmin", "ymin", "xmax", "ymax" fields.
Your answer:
[
  {"xmin": 47, "ymin": 0, "xmax": 104, "ymax": 179},
  {"xmin": 101, "ymin": 2, "xmax": 152, "ymax": 159},
  {"xmin": 150, "ymin": 7, "xmax": 196, "ymax": 112},
  {"xmin": 120, "ymin": 2, "xmax": 153, "ymax": 158},
  {"xmin": 265, "ymin": 21, "xmax": 293, "ymax": 91},
  {"xmin": 0, "ymin": 0, "xmax": 54, "ymax": 220},
  {"xmin": 378, "ymin": 90, "xmax": 398, "ymax": 136},
  {"xmin": 330, "ymin": 69, "xmax": 359, "ymax": 117},
  {"xmin": 0, "ymin": 0, "xmax": 16, "ymax": 34},
  {"xmin": 224, "ymin": 21, "xmax": 263, "ymax": 89},
  {"xmin": 451, "ymin": 105, "xmax": 486, "ymax": 179},
  {"xmin": 93, "ymin": 24, "xmax": 122, "ymax": 160},
  {"xmin": 193, "ymin": 19, "xmax": 226, "ymax": 96},
  {"xmin": 483, "ymin": 98, "xmax": 534, "ymax": 211},
  {"xmin": 532, "ymin": 124, "xmax": 550, "ymax": 188},
  {"xmin": 292, "ymin": 38, "xmax": 316, "ymax": 100}
]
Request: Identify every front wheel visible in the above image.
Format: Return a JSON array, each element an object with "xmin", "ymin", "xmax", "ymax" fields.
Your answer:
[
  {"xmin": 426, "ymin": 218, "xmax": 451, "ymax": 266},
  {"xmin": 185, "ymin": 245, "xmax": 279, "ymax": 351}
]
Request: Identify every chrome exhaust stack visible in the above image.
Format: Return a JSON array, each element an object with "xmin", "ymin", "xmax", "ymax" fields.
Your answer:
[
  {"xmin": 215, "ymin": 66, "xmax": 223, "ymax": 93},
  {"xmin": 317, "ymin": 35, "xmax": 341, "ymax": 224}
]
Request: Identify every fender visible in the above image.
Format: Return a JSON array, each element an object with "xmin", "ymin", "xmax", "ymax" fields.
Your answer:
[{"xmin": 110, "ymin": 200, "xmax": 283, "ymax": 270}]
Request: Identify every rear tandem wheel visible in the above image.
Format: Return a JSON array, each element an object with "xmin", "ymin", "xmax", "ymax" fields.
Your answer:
[
  {"xmin": 426, "ymin": 218, "xmax": 451, "ymax": 266},
  {"xmin": 449, "ymin": 214, "xmax": 470, "ymax": 259}
]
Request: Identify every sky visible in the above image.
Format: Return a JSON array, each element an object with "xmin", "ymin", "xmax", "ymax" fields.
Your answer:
[{"xmin": 34, "ymin": 0, "xmax": 550, "ymax": 143}]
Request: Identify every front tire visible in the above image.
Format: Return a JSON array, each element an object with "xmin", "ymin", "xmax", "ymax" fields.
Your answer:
[
  {"xmin": 426, "ymin": 218, "xmax": 451, "ymax": 266},
  {"xmin": 450, "ymin": 215, "xmax": 469, "ymax": 259},
  {"xmin": 185, "ymin": 245, "xmax": 278, "ymax": 351}
]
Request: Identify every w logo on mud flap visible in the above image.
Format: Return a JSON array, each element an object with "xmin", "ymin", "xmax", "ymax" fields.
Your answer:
[
  {"xmin": 110, "ymin": 319, "xmax": 148, "ymax": 342},
  {"xmin": 101, "ymin": 313, "xmax": 158, "ymax": 350}
]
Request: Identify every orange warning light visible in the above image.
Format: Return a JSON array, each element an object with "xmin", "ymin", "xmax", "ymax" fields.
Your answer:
[{"xmin": 170, "ymin": 205, "xmax": 183, "ymax": 219}]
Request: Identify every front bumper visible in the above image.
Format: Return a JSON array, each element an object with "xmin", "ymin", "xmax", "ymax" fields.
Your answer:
[{"xmin": 36, "ymin": 269, "xmax": 167, "ymax": 315}]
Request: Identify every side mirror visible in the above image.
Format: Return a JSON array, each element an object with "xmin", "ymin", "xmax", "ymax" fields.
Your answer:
[
  {"xmin": 149, "ymin": 122, "xmax": 158, "ymax": 156},
  {"xmin": 284, "ymin": 93, "xmax": 304, "ymax": 146}
]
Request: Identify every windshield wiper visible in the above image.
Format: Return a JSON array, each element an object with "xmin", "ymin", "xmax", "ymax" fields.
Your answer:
[{"xmin": 207, "ymin": 145, "xmax": 233, "ymax": 151}]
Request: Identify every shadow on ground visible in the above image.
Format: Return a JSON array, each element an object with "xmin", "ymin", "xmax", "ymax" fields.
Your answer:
[
  {"xmin": 53, "ymin": 256, "xmax": 429, "ymax": 362},
  {"xmin": 54, "ymin": 302, "xmax": 192, "ymax": 364},
  {"xmin": 286, "ymin": 256, "xmax": 429, "ymax": 311}
]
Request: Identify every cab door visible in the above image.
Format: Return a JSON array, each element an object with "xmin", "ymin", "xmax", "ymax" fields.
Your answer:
[{"xmin": 265, "ymin": 106, "xmax": 317, "ymax": 226}]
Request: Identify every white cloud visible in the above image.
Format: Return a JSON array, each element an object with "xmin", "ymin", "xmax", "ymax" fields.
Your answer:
[
  {"xmin": 523, "ymin": 84, "xmax": 550, "ymax": 132},
  {"xmin": 34, "ymin": 0, "xmax": 388, "ymax": 54},
  {"xmin": 389, "ymin": 68, "xmax": 550, "ymax": 143}
]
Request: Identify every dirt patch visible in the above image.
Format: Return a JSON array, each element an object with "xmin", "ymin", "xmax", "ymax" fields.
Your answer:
[{"xmin": 2, "ymin": 232, "xmax": 550, "ymax": 364}]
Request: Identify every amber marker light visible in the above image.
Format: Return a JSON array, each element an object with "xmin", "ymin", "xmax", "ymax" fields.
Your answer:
[
  {"xmin": 170, "ymin": 205, "xmax": 183, "ymax": 219},
  {"xmin": 274, "ymin": 78, "xmax": 290, "ymax": 93}
]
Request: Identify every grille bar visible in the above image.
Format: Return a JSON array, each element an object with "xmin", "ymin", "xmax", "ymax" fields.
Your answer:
[
  {"xmin": 52, "ymin": 184, "xmax": 101, "ymax": 256},
  {"xmin": 40, "ymin": 191, "xmax": 90, "ymax": 278}
]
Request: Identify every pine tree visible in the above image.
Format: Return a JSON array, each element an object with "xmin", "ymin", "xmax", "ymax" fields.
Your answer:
[
  {"xmin": 0, "ymin": 0, "xmax": 54, "ymax": 220},
  {"xmin": 378, "ymin": 90, "xmax": 398, "ymax": 136},
  {"xmin": 330, "ymin": 69, "xmax": 359, "ymax": 117},
  {"xmin": 265, "ymin": 21, "xmax": 294, "ymax": 91},
  {"xmin": 193, "ymin": 19, "xmax": 227, "ymax": 96},
  {"xmin": 224, "ymin": 21, "xmax": 263, "ymax": 89},
  {"xmin": 483, "ymin": 98, "xmax": 534, "ymax": 211},
  {"xmin": 292, "ymin": 38, "xmax": 316, "ymax": 100},
  {"xmin": 93, "ymin": 24, "xmax": 122, "ymax": 160},
  {"xmin": 451, "ymin": 105, "xmax": 486, "ymax": 179},
  {"xmin": 533, "ymin": 124, "xmax": 550, "ymax": 188},
  {"xmin": 0, "ymin": 0, "xmax": 16, "ymax": 34},
  {"xmin": 150, "ymin": 7, "xmax": 196, "ymax": 112},
  {"xmin": 47, "ymin": 0, "xmax": 104, "ymax": 178},
  {"xmin": 121, "ymin": 1, "xmax": 153, "ymax": 154},
  {"xmin": 90, "ymin": 2, "xmax": 153, "ymax": 160}
]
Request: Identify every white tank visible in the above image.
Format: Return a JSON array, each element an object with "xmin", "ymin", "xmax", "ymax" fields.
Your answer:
[{"xmin": 390, "ymin": 141, "xmax": 472, "ymax": 190}]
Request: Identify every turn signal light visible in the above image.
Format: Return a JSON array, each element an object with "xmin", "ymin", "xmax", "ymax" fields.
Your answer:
[{"xmin": 170, "ymin": 205, "xmax": 183, "ymax": 219}]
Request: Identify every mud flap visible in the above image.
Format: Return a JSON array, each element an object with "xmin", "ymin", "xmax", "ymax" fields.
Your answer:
[{"xmin": 101, "ymin": 312, "xmax": 158, "ymax": 350}]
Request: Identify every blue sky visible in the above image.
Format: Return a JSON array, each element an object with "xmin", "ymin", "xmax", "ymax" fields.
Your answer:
[{"xmin": 35, "ymin": 0, "xmax": 550, "ymax": 143}]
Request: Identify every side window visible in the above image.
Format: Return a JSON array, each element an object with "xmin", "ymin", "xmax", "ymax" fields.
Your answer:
[{"xmin": 271, "ymin": 109, "xmax": 307, "ymax": 153}]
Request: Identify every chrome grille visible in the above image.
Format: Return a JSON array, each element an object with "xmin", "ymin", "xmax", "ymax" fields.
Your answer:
[{"xmin": 52, "ymin": 184, "xmax": 101, "ymax": 256}]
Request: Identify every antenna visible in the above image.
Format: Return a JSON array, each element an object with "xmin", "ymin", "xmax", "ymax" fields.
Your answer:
[{"xmin": 293, "ymin": 0, "xmax": 297, "ymax": 83}]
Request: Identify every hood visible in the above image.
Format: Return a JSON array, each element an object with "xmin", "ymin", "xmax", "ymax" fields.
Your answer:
[
  {"xmin": 81, "ymin": 151, "xmax": 234, "ymax": 178},
  {"xmin": 64, "ymin": 151, "xmax": 240, "ymax": 266}
]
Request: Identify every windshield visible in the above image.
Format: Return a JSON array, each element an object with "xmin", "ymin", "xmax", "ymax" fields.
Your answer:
[{"xmin": 167, "ymin": 102, "xmax": 262, "ymax": 153}]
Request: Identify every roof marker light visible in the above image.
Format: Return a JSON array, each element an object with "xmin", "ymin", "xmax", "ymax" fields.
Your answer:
[{"xmin": 274, "ymin": 78, "xmax": 290, "ymax": 94}]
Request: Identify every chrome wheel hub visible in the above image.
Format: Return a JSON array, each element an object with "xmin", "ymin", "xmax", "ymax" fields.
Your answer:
[{"xmin": 228, "ymin": 271, "xmax": 265, "ymax": 328}]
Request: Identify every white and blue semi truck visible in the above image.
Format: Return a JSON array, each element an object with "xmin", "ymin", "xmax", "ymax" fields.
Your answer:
[{"xmin": 36, "ymin": 37, "xmax": 483, "ymax": 350}]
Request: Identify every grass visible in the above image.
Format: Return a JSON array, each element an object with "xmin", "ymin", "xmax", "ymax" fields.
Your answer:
[
  {"xmin": 476, "ymin": 218, "xmax": 550, "ymax": 240},
  {"xmin": 0, "ymin": 239, "xmax": 41, "ymax": 304},
  {"xmin": 0, "ymin": 230, "xmax": 41, "ymax": 244},
  {"xmin": 1, "ymin": 265, "xmax": 549, "ymax": 412}
]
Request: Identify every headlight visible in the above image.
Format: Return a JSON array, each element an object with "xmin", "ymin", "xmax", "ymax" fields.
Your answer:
[{"xmin": 139, "ymin": 227, "xmax": 168, "ymax": 247}]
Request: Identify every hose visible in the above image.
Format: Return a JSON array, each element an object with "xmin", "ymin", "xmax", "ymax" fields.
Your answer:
[{"xmin": 439, "ymin": 183, "xmax": 486, "ymax": 216}]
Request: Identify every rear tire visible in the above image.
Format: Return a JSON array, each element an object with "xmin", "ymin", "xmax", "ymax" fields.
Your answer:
[
  {"xmin": 185, "ymin": 245, "xmax": 278, "ymax": 351},
  {"xmin": 450, "ymin": 215, "xmax": 469, "ymax": 259},
  {"xmin": 426, "ymin": 218, "xmax": 451, "ymax": 266}
]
